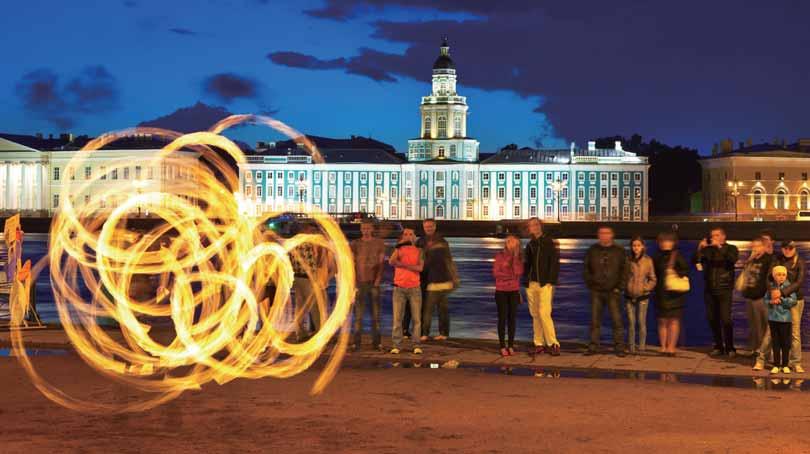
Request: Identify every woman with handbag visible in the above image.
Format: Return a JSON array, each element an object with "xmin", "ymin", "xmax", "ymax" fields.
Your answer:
[{"xmin": 653, "ymin": 232, "xmax": 690, "ymax": 356}]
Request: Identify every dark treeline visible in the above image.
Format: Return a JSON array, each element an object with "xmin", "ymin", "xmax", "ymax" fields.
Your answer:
[{"xmin": 596, "ymin": 135, "xmax": 702, "ymax": 216}]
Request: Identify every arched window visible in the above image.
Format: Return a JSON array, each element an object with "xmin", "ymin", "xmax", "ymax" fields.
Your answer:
[
  {"xmin": 753, "ymin": 188, "xmax": 763, "ymax": 209},
  {"xmin": 424, "ymin": 116, "xmax": 431, "ymax": 137},
  {"xmin": 776, "ymin": 188, "xmax": 788, "ymax": 210},
  {"xmin": 435, "ymin": 204, "xmax": 445, "ymax": 218},
  {"xmin": 454, "ymin": 115, "xmax": 462, "ymax": 137},
  {"xmin": 437, "ymin": 116, "xmax": 447, "ymax": 138},
  {"xmin": 800, "ymin": 189, "xmax": 810, "ymax": 210}
]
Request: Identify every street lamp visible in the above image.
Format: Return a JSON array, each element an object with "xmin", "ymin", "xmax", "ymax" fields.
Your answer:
[
  {"xmin": 727, "ymin": 180, "xmax": 743, "ymax": 222},
  {"xmin": 551, "ymin": 179, "xmax": 563, "ymax": 222}
]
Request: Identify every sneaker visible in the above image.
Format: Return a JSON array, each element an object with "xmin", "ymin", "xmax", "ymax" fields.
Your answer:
[
  {"xmin": 770, "ymin": 366, "xmax": 780, "ymax": 374},
  {"xmin": 390, "ymin": 348, "xmax": 400, "ymax": 355},
  {"xmin": 550, "ymin": 344, "xmax": 561, "ymax": 356},
  {"xmin": 783, "ymin": 367, "xmax": 792, "ymax": 374},
  {"xmin": 584, "ymin": 348, "xmax": 597, "ymax": 356},
  {"xmin": 419, "ymin": 336, "xmax": 429, "ymax": 342},
  {"xmin": 500, "ymin": 348, "xmax": 509, "ymax": 357},
  {"xmin": 795, "ymin": 364, "xmax": 806, "ymax": 373},
  {"xmin": 752, "ymin": 361, "xmax": 765, "ymax": 371},
  {"xmin": 727, "ymin": 349, "xmax": 737, "ymax": 359},
  {"xmin": 534, "ymin": 346, "xmax": 546, "ymax": 355},
  {"xmin": 616, "ymin": 350, "xmax": 627, "ymax": 358},
  {"xmin": 508, "ymin": 347, "xmax": 516, "ymax": 356},
  {"xmin": 413, "ymin": 347, "xmax": 423, "ymax": 355},
  {"xmin": 403, "ymin": 333, "xmax": 411, "ymax": 340},
  {"xmin": 434, "ymin": 335, "xmax": 448, "ymax": 341},
  {"xmin": 709, "ymin": 348, "xmax": 723, "ymax": 357}
]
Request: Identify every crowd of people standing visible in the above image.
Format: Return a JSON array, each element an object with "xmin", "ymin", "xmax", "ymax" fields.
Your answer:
[{"xmin": 294, "ymin": 217, "xmax": 806, "ymax": 375}]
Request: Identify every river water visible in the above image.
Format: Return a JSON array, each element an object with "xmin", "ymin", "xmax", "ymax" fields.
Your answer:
[{"xmin": 16, "ymin": 236, "xmax": 810, "ymax": 349}]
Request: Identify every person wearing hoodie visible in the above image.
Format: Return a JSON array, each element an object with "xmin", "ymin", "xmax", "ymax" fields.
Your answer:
[
  {"xmin": 764, "ymin": 265, "xmax": 798, "ymax": 374},
  {"xmin": 753, "ymin": 240, "xmax": 806, "ymax": 372},
  {"xmin": 417, "ymin": 219, "xmax": 458, "ymax": 341},
  {"xmin": 739, "ymin": 236, "xmax": 774, "ymax": 357},
  {"xmin": 584, "ymin": 225, "xmax": 629, "ymax": 356},
  {"xmin": 625, "ymin": 236, "xmax": 657, "ymax": 354},
  {"xmin": 493, "ymin": 234, "xmax": 524, "ymax": 357},
  {"xmin": 523, "ymin": 218, "xmax": 561, "ymax": 356}
]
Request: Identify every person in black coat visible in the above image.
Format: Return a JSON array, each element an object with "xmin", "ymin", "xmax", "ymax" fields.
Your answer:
[
  {"xmin": 653, "ymin": 232, "xmax": 689, "ymax": 356},
  {"xmin": 583, "ymin": 225, "xmax": 628, "ymax": 356},
  {"xmin": 693, "ymin": 226, "xmax": 739, "ymax": 356}
]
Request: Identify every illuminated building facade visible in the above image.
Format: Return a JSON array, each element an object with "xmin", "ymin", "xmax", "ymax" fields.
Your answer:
[
  {"xmin": 700, "ymin": 139, "xmax": 810, "ymax": 219},
  {"xmin": 239, "ymin": 40, "xmax": 650, "ymax": 221}
]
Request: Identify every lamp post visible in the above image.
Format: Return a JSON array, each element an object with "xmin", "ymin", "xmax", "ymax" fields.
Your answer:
[
  {"xmin": 727, "ymin": 180, "xmax": 743, "ymax": 222},
  {"xmin": 551, "ymin": 179, "xmax": 563, "ymax": 222}
]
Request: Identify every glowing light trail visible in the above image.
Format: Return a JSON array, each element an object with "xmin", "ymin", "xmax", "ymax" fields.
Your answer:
[{"xmin": 10, "ymin": 116, "xmax": 354, "ymax": 412}]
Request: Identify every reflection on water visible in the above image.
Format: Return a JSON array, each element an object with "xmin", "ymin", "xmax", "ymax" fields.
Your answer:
[{"xmin": 20, "ymin": 237, "xmax": 810, "ymax": 348}]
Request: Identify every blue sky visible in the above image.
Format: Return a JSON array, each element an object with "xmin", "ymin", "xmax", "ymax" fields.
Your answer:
[{"xmin": 2, "ymin": 1, "xmax": 808, "ymax": 153}]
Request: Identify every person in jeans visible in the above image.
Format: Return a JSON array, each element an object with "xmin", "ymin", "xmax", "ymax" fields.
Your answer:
[
  {"xmin": 523, "ymin": 217, "xmax": 561, "ymax": 356},
  {"xmin": 290, "ymin": 224, "xmax": 334, "ymax": 340},
  {"xmin": 754, "ymin": 240, "xmax": 805, "ymax": 372},
  {"xmin": 625, "ymin": 236, "xmax": 657, "ymax": 354},
  {"xmin": 693, "ymin": 227, "xmax": 740, "ymax": 357},
  {"xmin": 764, "ymin": 265, "xmax": 798, "ymax": 374},
  {"xmin": 418, "ymin": 219, "xmax": 458, "ymax": 341},
  {"xmin": 350, "ymin": 220, "xmax": 386, "ymax": 351},
  {"xmin": 493, "ymin": 234, "xmax": 524, "ymax": 357},
  {"xmin": 652, "ymin": 231, "xmax": 689, "ymax": 356},
  {"xmin": 389, "ymin": 228, "xmax": 424, "ymax": 355},
  {"xmin": 739, "ymin": 236, "xmax": 774, "ymax": 357},
  {"xmin": 584, "ymin": 225, "xmax": 628, "ymax": 356}
]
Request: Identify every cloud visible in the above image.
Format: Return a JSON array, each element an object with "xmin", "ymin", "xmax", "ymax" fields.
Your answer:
[
  {"xmin": 14, "ymin": 65, "xmax": 120, "ymax": 129},
  {"xmin": 268, "ymin": 49, "xmax": 402, "ymax": 82},
  {"xmin": 137, "ymin": 101, "xmax": 235, "ymax": 133},
  {"xmin": 202, "ymin": 73, "xmax": 260, "ymax": 103},
  {"xmin": 168, "ymin": 27, "xmax": 197, "ymax": 36},
  {"xmin": 277, "ymin": 0, "xmax": 810, "ymax": 150}
]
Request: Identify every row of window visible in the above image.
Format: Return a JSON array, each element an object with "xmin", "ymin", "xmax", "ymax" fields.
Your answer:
[
  {"xmin": 53, "ymin": 165, "xmax": 187, "ymax": 181},
  {"xmin": 245, "ymin": 170, "xmax": 401, "ymax": 185},
  {"xmin": 750, "ymin": 188, "xmax": 810, "ymax": 210},
  {"xmin": 423, "ymin": 114, "xmax": 463, "ymax": 139},
  {"xmin": 482, "ymin": 185, "xmax": 643, "ymax": 200},
  {"xmin": 482, "ymin": 171, "xmax": 642, "ymax": 184}
]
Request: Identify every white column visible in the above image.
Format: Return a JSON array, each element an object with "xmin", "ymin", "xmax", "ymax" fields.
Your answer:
[{"xmin": 6, "ymin": 163, "xmax": 13, "ymax": 209}]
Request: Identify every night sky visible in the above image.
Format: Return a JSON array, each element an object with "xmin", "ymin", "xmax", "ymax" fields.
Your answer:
[{"xmin": 2, "ymin": 0, "xmax": 808, "ymax": 153}]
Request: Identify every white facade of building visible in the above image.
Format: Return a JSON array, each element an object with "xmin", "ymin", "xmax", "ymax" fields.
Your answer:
[{"xmin": 238, "ymin": 41, "xmax": 650, "ymax": 221}]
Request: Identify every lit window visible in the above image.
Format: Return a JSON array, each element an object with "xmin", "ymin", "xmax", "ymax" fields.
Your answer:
[
  {"xmin": 53, "ymin": 167, "xmax": 60, "ymax": 181},
  {"xmin": 84, "ymin": 166, "xmax": 91, "ymax": 179},
  {"xmin": 498, "ymin": 187, "xmax": 505, "ymax": 199},
  {"xmin": 483, "ymin": 187, "xmax": 490, "ymax": 199},
  {"xmin": 514, "ymin": 187, "xmax": 521, "ymax": 198}
]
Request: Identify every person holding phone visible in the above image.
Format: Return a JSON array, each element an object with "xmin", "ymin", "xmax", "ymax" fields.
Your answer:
[{"xmin": 693, "ymin": 227, "xmax": 739, "ymax": 357}]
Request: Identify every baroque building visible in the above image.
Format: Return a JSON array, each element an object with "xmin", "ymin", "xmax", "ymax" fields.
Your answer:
[{"xmin": 239, "ymin": 40, "xmax": 649, "ymax": 221}]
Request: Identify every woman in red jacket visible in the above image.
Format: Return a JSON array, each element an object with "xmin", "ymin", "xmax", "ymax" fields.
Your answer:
[{"xmin": 493, "ymin": 234, "xmax": 524, "ymax": 356}]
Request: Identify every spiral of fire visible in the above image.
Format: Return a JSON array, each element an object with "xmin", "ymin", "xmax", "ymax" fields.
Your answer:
[{"xmin": 10, "ymin": 115, "xmax": 354, "ymax": 412}]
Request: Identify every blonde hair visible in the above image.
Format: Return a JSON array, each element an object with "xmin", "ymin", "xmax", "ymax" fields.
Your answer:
[{"xmin": 772, "ymin": 265, "xmax": 788, "ymax": 277}]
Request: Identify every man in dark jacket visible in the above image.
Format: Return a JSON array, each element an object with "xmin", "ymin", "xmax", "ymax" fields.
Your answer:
[
  {"xmin": 583, "ymin": 225, "xmax": 628, "ymax": 356},
  {"xmin": 416, "ymin": 219, "xmax": 457, "ymax": 341},
  {"xmin": 694, "ymin": 227, "xmax": 739, "ymax": 357},
  {"xmin": 523, "ymin": 217, "xmax": 561, "ymax": 355}
]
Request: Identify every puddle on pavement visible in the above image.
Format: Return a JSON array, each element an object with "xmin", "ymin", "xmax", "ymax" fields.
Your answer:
[
  {"xmin": 0, "ymin": 348, "xmax": 70, "ymax": 357},
  {"xmin": 345, "ymin": 359, "xmax": 808, "ymax": 392}
]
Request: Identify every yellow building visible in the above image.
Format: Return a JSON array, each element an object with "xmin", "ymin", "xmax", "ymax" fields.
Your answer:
[{"xmin": 699, "ymin": 139, "xmax": 810, "ymax": 220}]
